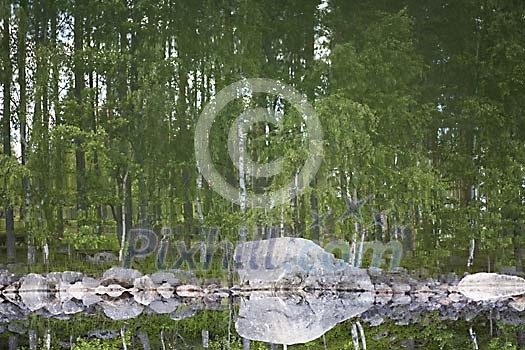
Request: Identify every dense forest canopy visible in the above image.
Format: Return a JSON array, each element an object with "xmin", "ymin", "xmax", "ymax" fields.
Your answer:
[{"xmin": 0, "ymin": 0, "xmax": 524, "ymax": 274}]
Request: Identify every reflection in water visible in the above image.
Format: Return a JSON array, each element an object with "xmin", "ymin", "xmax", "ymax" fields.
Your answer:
[
  {"xmin": 3, "ymin": 238, "xmax": 525, "ymax": 347},
  {"xmin": 235, "ymin": 291, "xmax": 374, "ymax": 345}
]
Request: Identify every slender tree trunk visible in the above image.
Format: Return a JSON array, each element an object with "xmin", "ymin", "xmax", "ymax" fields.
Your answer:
[
  {"xmin": 8, "ymin": 336, "xmax": 17, "ymax": 350},
  {"xmin": 17, "ymin": 0, "xmax": 29, "ymax": 231},
  {"xmin": 2, "ymin": 1, "xmax": 15, "ymax": 262},
  {"xmin": 73, "ymin": 0, "xmax": 87, "ymax": 224},
  {"xmin": 50, "ymin": 1, "xmax": 64, "ymax": 234}
]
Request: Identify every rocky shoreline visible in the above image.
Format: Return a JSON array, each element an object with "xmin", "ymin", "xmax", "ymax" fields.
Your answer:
[{"xmin": 1, "ymin": 238, "xmax": 525, "ymax": 345}]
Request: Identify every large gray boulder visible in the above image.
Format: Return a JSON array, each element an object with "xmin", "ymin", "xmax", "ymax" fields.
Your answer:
[
  {"xmin": 235, "ymin": 291, "xmax": 374, "ymax": 345},
  {"xmin": 458, "ymin": 273, "xmax": 525, "ymax": 301},
  {"xmin": 19, "ymin": 274, "xmax": 50, "ymax": 312},
  {"xmin": 101, "ymin": 299, "xmax": 144, "ymax": 320},
  {"xmin": 102, "ymin": 267, "xmax": 142, "ymax": 287},
  {"xmin": 234, "ymin": 237, "xmax": 373, "ymax": 291}
]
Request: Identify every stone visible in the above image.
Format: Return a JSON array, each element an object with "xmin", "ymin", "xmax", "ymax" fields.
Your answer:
[
  {"xmin": 102, "ymin": 267, "xmax": 142, "ymax": 287},
  {"xmin": 82, "ymin": 294, "xmax": 102, "ymax": 307},
  {"xmin": 62, "ymin": 300, "xmax": 85, "ymax": 314},
  {"xmin": 391, "ymin": 283, "xmax": 411, "ymax": 294},
  {"xmin": 45, "ymin": 300, "xmax": 64, "ymax": 315},
  {"xmin": 8, "ymin": 321, "xmax": 27, "ymax": 335},
  {"xmin": 449, "ymin": 293, "xmax": 462, "ymax": 303},
  {"xmin": 157, "ymin": 283, "xmax": 175, "ymax": 299},
  {"xmin": 149, "ymin": 298, "xmax": 180, "ymax": 314},
  {"xmin": 509, "ymin": 296, "xmax": 525, "ymax": 312},
  {"xmin": 19, "ymin": 274, "xmax": 50, "ymax": 312},
  {"xmin": 235, "ymin": 291, "xmax": 374, "ymax": 345},
  {"xmin": 134, "ymin": 276, "xmax": 155, "ymax": 291},
  {"xmin": 167, "ymin": 269, "xmax": 195, "ymax": 281},
  {"xmin": 234, "ymin": 238, "xmax": 373, "ymax": 291},
  {"xmin": 68, "ymin": 281, "xmax": 92, "ymax": 301},
  {"xmin": 150, "ymin": 272, "xmax": 180, "ymax": 286},
  {"xmin": 0, "ymin": 270, "xmax": 18, "ymax": 286},
  {"xmin": 88, "ymin": 252, "xmax": 118, "ymax": 264},
  {"xmin": 170, "ymin": 303, "xmax": 200, "ymax": 321},
  {"xmin": 0, "ymin": 303, "xmax": 25, "ymax": 320},
  {"xmin": 368, "ymin": 314, "xmax": 385, "ymax": 326},
  {"xmin": 96, "ymin": 284, "xmax": 126, "ymax": 298},
  {"xmin": 101, "ymin": 299, "xmax": 144, "ymax": 320},
  {"xmin": 374, "ymin": 283, "xmax": 392, "ymax": 304},
  {"xmin": 132, "ymin": 290, "xmax": 157, "ymax": 306},
  {"xmin": 176, "ymin": 285, "xmax": 204, "ymax": 298},
  {"xmin": 88, "ymin": 329, "xmax": 119, "ymax": 340},
  {"xmin": 131, "ymin": 276, "xmax": 157, "ymax": 305},
  {"xmin": 1, "ymin": 282, "xmax": 21, "ymax": 306},
  {"xmin": 47, "ymin": 271, "xmax": 84, "ymax": 286},
  {"xmin": 458, "ymin": 273, "xmax": 525, "ymax": 301},
  {"xmin": 391, "ymin": 295, "xmax": 411, "ymax": 305},
  {"xmin": 82, "ymin": 277, "xmax": 100, "ymax": 288}
]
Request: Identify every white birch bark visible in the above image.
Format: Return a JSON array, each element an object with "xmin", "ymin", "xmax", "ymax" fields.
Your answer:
[
  {"xmin": 351, "ymin": 323, "xmax": 360, "ymax": 350},
  {"xmin": 356, "ymin": 321, "xmax": 366, "ymax": 350},
  {"xmin": 469, "ymin": 327, "xmax": 479, "ymax": 350},
  {"xmin": 119, "ymin": 171, "xmax": 128, "ymax": 263}
]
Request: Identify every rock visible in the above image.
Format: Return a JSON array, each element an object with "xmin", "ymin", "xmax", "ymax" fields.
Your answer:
[
  {"xmin": 148, "ymin": 298, "xmax": 180, "ymax": 314},
  {"xmin": 82, "ymin": 277, "xmax": 100, "ymax": 288},
  {"xmin": 8, "ymin": 321, "xmax": 27, "ymax": 335},
  {"xmin": 458, "ymin": 273, "xmax": 525, "ymax": 301},
  {"xmin": 438, "ymin": 298, "xmax": 453, "ymax": 306},
  {"xmin": 166, "ymin": 269, "xmax": 195, "ymax": 282},
  {"xmin": 150, "ymin": 272, "xmax": 180, "ymax": 286},
  {"xmin": 509, "ymin": 296, "xmax": 525, "ymax": 312},
  {"xmin": 66, "ymin": 281, "xmax": 93, "ymax": 301},
  {"xmin": 391, "ymin": 295, "xmax": 411, "ymax": 305},
  {"xmin": 391, "ymin": 283, "xmax": 410, "ymax": 294},
  {"xmin": 176, "ymin": 285, "xmax": 204, "ymax": 298},
  {"xmin": 414, "ymin": 286, "xmax": 433, "ymax": 303},
  {"xmin": 374, "ymin": 283, "xmax": 392, "ymax": 304},
  {"xmin": 368, "ymin": 267, "xmax": 383, "ymax": 276},
  {"xmin": 45, "ymin": 300, "xmax": 64, "ymax": 315},
  {"xmin": 0, "ymin": 270, "xmax": 19, "ymax": 286},
  {"xmin": 47, "ymin": 272, "xmax": 84, "ymax": 286},
  {"xmin": 1, "ymin": 282, "xmax": 21, "ymax": 306},
  {"xmin": 102, "ymin": 267, "xmax": 142, "ymax": 287},
  {"xmin": 157, "ymin": 283, "xmax": 175, "ymax": 299},
  {"xmin": 19, "ymin": 274, "xmax": 50, "ymax": 312},
  {"xmin": 62, "ymin": 300, "xmax": 84, "ymax": 314},
  {"xmin": 0, "ymin": 303, "xmax": 25, "ymax": 320},
  {"xmin": 449, "ymin": 293, "xmax": 462, "ymax": 303},
  {"xmin": 235, "ymin": 291, "xmax": 374, "ymax": 345},
  {"xmin": 132, "ymin": 290, "xmax": 157, "ymax": 306},
  {"xmin": 87, "ymin": 252, "xmax": 118, "ymax": 264},
  {"xmin": 131, "ymin": 276, "xmax": 157, "ymax": 305},
  {"xmin": 170, "ymin": 303, "xmax": 200, "ymax": 321},
  {"xmin": 368, "ymin": 314, "xmax": 385, "ymax": 326},
  {"xmin": 235, "ymin": 238, "xmax": 373, "ymax": 291},
  {"xmin": 134, "ymin": 276, "xmax": 155, "ymax": 291},
  {"xmin": 101, "ymin": 299, "xmax": 144, "ymax": 320},
  {"xmin": 96, "ymin": 284, "xmax": 126, "ymax": 298},
  {"xmin": 88, "ymin": 329, "xmax": 119, "ymax": 340},
  {"xmin": 82, "ymin": 294, "xmax": 102, "ymax": 307}
]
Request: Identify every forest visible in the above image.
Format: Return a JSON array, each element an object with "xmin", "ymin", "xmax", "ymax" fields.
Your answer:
[
  {"xmin": 0, "ymin": 0, "xmax": 525, "ymax": 349},
  {"xmin": 0, "ymin": 0, "xmax": 524, "ymax": 274}
]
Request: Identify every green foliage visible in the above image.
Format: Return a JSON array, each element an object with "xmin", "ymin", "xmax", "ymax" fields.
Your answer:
[{"xmin": 72, "ymin": 335, "xmax": 129, "ymax": 350}]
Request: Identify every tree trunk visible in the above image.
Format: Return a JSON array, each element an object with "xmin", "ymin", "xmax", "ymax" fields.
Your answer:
[
  {"xmin": 2, "ymin": 1, "xmax": 15, "ymax": 262},
  {"xmin": 17, "ymin": 0, "xmax": 29, "ymax": 232},
  {"xmin": 73, "ymin": 0, "xmax": 87, "ymax": 224},
  {"xmin": 8, "ymin": 336, "xmax": 17, "ymax": 350}
]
